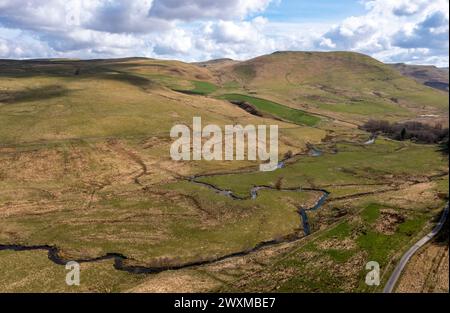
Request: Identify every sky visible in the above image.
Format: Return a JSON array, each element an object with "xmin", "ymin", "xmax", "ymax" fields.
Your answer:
[{"xmin": 0, "ymin": 0, "xmax": 448, "ymax": 66}]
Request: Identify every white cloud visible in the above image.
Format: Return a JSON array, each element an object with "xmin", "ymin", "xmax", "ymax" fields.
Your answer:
[
  {"xmin": 209, "ymin": 18, "xmax": 266, "ymax": 44},
  {"xmin": 319, "ymin": 16, "xmax": 379, "ymax": 51},
  {"xmin": 393, "ymin": 11, "xmax": 449, "ymax": 50},
  {"xmin": 149, "ymin": 0, "xmax": 273, "ymax": 21},
  {"xmin": 153, "ymin": 28, "xmax": 192, "ymax": 55},
  {"xmin": 315, "ymin": 0, "xmax": 449, "ymax": 65},
  {"xmin": 85, "ymin": 1, "xmax": 172, "ymax": 34},
  {"xmin": 0, "ymin": 34, "xmax": 52, "ymax": 59},
  {"xmin": 0, "ymin": 0, "xmax": 448, "ymax": 66}
]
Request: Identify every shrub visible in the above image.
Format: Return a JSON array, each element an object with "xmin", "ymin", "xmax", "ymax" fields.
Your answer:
[{"xmin": 361, "ymin": 119, "xmax": 449, "ymax": 146}]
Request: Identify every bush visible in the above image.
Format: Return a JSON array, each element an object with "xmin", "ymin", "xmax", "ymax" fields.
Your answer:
[
  {"xmin": 275, "ymin": 177, "xmax": 284, "ymax": 190},
  {"xmin": 361, "ymin": 119, "xmax": 449, "ymax": 146}
]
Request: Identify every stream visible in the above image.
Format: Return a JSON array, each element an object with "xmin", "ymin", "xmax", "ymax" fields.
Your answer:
[
  {"xmin": 0, "ymin": 146, "xmax": 333, "ymax": 275},
  {"xmin": 189, "ymin": 175, "xmax": 330, "ymax": 237}
]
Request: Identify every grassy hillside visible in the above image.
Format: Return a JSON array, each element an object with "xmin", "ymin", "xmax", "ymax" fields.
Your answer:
[
  {"xmin": 389, "ymin": 63, "xmax": 449, "ymax": 92},
  {"xmin": 212, "ymin": 52, "xmax": 449, "ymax": 124},
  {"xmin": 0, "ymin": 53, "xmax": 448, "ymax": 292},
  {"xmin": 0, "ymin": 58, "xmax": 323, "ymax": 145}
]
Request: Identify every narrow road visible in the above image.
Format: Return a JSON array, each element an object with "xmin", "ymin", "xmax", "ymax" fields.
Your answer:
[{"xmin": 383, "ymin": 202, "xmax": 449, "ymax": 293}]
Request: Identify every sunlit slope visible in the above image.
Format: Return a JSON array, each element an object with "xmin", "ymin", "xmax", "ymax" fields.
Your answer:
[
  {"xmin": 213, "ymin": 51, "xmax": 449, "ymax": 123},
  {"xmin": 0, "ymin": 59, "xmax": 319, "ymax": 145},
  {"xmin": 0, "ymin": 58, "xmax": 327, "ymax": 184}
]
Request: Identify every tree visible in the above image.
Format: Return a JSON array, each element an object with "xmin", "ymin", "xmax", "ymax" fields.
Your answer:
[{"xmin": 400, "ymin": 128, "xmax": 406, "ymax": 140}]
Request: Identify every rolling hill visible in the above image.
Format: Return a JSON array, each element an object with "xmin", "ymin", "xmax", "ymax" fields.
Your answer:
[
  {"xmin": 0, "ymin": 52, "xmax": 448, "ymax": 293},
  {"xmin": 207, "ymin": 51, "xmax": 449, "ymax": 125}
]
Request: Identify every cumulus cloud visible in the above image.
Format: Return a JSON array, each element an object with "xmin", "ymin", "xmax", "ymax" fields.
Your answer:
[
  {"xmin": 0, "ymin": 0, "xmax": 448, "ymax": 66},
  {"xmin": 84, "ymin": 1, "xmax": 172, "ymax": 34},
  {"xmin": 392, "ymin": 3, "xmax": 422, "ymax": 16},
  {"xmin": 319, "ymin": 16, "xmax": 379, "ymax": 51},
  {"xmin": 0, "ymin": 0, "xmax": 96, "ymax": 32},
  {"xmin": 316, "ymin": 0, "xmax": 449, "ymax": 66},
  {"xmin": 208, "ymin": 17, "xmax": 267, "ymax": 44},
  {"xmin": 0, "ymin": 0, "xmax": 278, "ymax": 60},
  {"xmin": 0, "ymin": 0, "xmax": 173, "ymax": 35},
  {"xmin": 0, "ymin": 33, "xmax": 53, "ymax": 58},
  {"xmin": 393, "ymin": 11, "xmax": 449, "ymax": 50},
  {"xmin": 149, "ymin": 0, "xmax": 273, "ymax": 21},
  {"xmin": 153, "ymin": 28, "xmax": 192, "ymax": 55}
]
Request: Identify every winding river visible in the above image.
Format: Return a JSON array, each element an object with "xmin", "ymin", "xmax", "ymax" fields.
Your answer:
[
  {"xmin": 0, "ymin": 145, "xmax": 333, "ymax": 275},
  {"xmin": 189, "ymin": 173, "xmax": 330, "ymax": 237}
]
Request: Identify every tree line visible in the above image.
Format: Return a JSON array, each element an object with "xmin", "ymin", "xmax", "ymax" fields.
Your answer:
[{"xmin": 361, "ymin": 119, "xmax": 449, "ymax": 153}]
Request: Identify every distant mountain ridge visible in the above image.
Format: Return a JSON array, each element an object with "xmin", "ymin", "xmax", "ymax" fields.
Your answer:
[{"xmin": 389, "ymin": 63, "xmax": 449, "ymax": 92}]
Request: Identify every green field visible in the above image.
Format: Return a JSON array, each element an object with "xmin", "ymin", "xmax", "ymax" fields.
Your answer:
[
  {"xmin": 197, "ymin": 139, "xmax": 447, "ymax": 198},
  {"xmin": 218, "ymin": 93, "xmax": 321, "ymax": 126},
  {"xmin": 174, "ymin": 81, "xmax": 219, "ymax": 95}
]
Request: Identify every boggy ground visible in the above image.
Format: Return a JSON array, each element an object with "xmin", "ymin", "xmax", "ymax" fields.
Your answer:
[{"xmin": 0, "ymin": 136, "xmax": 447, "ymax": 292}]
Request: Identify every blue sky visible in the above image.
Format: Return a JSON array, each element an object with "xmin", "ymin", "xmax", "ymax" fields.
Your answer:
[
  {"xmin": 0, "ymin": 0, "xmax": 448, "ymax": 66},
  {"xmin": 264, "ymin": 0, "xmax": 366, "ymax": 22}
]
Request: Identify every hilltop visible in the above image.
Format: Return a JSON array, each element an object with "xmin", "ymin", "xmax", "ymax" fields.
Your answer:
[{"xmin": 208, "ymin": 51, "xmax": 448, "ymax": 125}]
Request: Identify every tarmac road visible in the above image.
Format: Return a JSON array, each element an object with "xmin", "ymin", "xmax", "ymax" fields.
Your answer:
[{"xmin": 383, "ymin": 202, "xmax": 449, "ymax": 293}]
